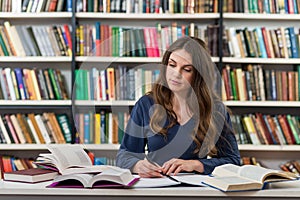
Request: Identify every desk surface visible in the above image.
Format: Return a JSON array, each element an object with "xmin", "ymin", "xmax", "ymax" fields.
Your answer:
[{"xmin": 1, "ymin": 180, "xmax": 300, "ymax": 200}]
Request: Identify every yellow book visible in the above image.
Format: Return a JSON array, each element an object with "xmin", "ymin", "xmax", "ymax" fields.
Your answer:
[
  {"xmin": 243, "ymin": 116, "xmax": 260, "ymax": 145},
  {"xmin": 94, "ymin": 113, "xmax": 101, "ymax": 144},
  {"xmin": 30, "ymin": 69, "xmax": 42, "ymax": 100}
]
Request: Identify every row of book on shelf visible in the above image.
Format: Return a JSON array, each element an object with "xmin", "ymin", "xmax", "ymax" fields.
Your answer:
[
  {"xmin": 231, "ymin": 113, "xmax": 300, "ymax": 146},
  {"xmin": 225, "ymin": 26, "xmax": 300, "ymax": 59},
  {"xmin": 76, "ymin": 0, "xmax": 218, "ymax": 13},
  {"xmin": 241, "ymin": 156, "xmax": 300, "ymax": 176},
  {"xmin": 0, "ymin": 0, "xmax": 72, "ymax": 12},
  {"xmin": 0, "ymin": 22, "xmax": 72, "ymax": 57},
  {"xmin": 76, "ymin": 22, "xmax": 207, "ymax": 57},
  {"xmin": 0, "ymin": 113, "xmax": 72, "ymax": 144},
  {"xmin": 222, "ymin": 64, "xmax": 300, "ymax": 101},
  {"xmin": 75, "ymin": 22, "xmax": 300, "ymax": 59},
  {"xmin": 0, "ymin": 67, "xmax": 69, "ymax": 100},
  {"xmin": 74, "ymin": 110, "xmax": 129, "ymax": 144},
  {"xmin": 225, "ymin": 0, "xmax": 300, "ymax": 14},
  {"xmin": 75, "ymin": 66, "xmax": 159, "ymax": 101}
]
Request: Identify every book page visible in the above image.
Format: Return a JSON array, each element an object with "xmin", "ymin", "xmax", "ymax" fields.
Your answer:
[
  {"xmin": 212, "ymin": 164, "xmax": 241, "ymax": 177},
  {"xmin": 48, "ymin": 145, "xmax": 92, "ymax": 171},
  {"xmin": 238, "ymin": 165, "xmax": 283, "ymax": 183},
  {"xmin": 172, "ymin": 174, "xmax": 207, "ymax": 186},
  {"xmin": 131, "ymin": 176, "xmax": 180, "ymax": 188}
]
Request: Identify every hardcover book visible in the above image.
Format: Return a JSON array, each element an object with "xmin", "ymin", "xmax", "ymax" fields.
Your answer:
[
  {"xmin": 203, "ymin": 164, "xmax": 298, "ymax": 192},
  {"xmin": 4, "ymin": 168, "xmax": 58, "ymax": 183}
]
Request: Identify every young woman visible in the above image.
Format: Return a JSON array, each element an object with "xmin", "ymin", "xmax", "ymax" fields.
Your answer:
[{"xmin": 116, "ymin": 36, "xmax": 240, "ymax": 178}]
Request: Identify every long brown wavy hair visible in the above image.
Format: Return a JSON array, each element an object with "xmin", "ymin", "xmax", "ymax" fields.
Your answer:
[{"xmin": 149, "ymin": 36, "xmax": 226, "ymax": 156}]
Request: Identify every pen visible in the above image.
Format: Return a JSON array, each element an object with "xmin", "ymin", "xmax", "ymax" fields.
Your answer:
[{"xmin": 144, "ymin": 154, "xmax": 180, "ymax": 183}]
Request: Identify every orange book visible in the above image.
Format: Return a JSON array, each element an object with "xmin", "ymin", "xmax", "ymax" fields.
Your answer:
[
  {"xmin": 48, "ymin": 112, "xmax": 66, "ymax": 144},
  {"xmin": 16, "ymin": 113, "xmax": 33, "ymax": 144},
  {"xmin": 23, "ymin": 69, "xmax": 37, "ymax": 100},
  {"xmin": 28, "ymin": 113, "xmax": 45, "ymax": 144},
  {"xmin": 288, "ymin": 71, "xmax": 295, "ymax": 101},
  {"xmin": 106, "ymin": 68, "xmax": 115, "ymax": 100}
]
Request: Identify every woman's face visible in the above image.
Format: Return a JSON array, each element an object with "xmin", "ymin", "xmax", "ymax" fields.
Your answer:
[{"xmin": 166, "ymin": 49, "xmax": 194, "ymax": 94}]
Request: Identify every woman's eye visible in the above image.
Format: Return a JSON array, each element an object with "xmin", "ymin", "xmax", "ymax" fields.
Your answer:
[
  {"xmin": 168, "ymin": 63, "xmax": 176, "ymax": 67},
  {"xmin": 184, "ymin": 68, "xmax": 192, "ymax": 72}
]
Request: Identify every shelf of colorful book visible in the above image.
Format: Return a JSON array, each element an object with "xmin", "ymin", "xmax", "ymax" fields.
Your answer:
[
  {"xmin": 222, "ymin": 58, "xmax": 300, "ymax": 64},
  {"xmin": 76, "ymin": 56, "xmax": 219, "ymax": 63},
  {"xmin": 224, "ymin": 101, "xmax": 300, "ymax": 107},
  {"xmin": 74, "ymin": 100, "xmax": 136, "ymax": 106},
  {"xmin": 0, "ymin": 12, "xmax": 72, "ymax": 19},
  {"xmin": 223, "ymin": 13, "xmax": 300, "ymax": 20},
  {"xmin": 0, "ymin": 143, "xmax": 120, "ymax": 151},
  {"xmin": 0, "ymin": 100, "xmax": 71, "ymax": 106},
  {"xmin": 0, "ymin": 57, "xmax": 72, "ymax": 62},
  {"xmin": 238, "ymin": 144, "xmax": 300, "ymax": 151},
  {"xmin": 75, "ymin": 13, "xmax": 220, "ymax": 19}
]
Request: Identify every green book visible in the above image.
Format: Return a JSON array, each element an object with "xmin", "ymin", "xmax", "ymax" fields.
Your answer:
[
  {"xmin": 297, "ymin": 65, "xmax": 300, "ymax": 101},
  {"xmin": 0, "ymin": 33, "xmax": 9, "ymax": 56},
  {"xmin": 56, "ymin": 114, "xmax": 72, "ymax": 143},
  {"xmin": 48, "ymin": 68, "xmax": 62, "ymax": 100},
  {"xmin": 286, "ymin": 114, "xmax": 300, "ymax": 144},
  {"xmin": 230, "ymin": 70, "xmax": 238, "ymax": 100}
]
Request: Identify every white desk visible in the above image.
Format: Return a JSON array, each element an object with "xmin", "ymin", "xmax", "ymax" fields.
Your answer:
[{"xmin": 1, "ymin": 180, "xmax": 300, "ymax": 200}]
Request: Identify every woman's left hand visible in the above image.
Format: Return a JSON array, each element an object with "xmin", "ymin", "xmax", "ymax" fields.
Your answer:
[{"xmin": 162, "ymin": 158, "xmax": 204, "ymax": 175}]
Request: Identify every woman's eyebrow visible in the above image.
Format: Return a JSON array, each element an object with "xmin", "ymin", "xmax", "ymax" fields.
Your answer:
[{"xmin": 169, "ymin": 59, "xmax": 193, "ymax": 67}]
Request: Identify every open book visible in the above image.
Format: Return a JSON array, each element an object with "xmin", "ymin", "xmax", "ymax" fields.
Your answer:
[
  {"xmin": 203, "ymin": 164, "xmax": 299, "ymax": 192},
  {"xmin": 132, "ymin": 174, "xmax": 207, "ymax": 188},
  {"xmin": 47, "ymin": 167, "xmax": 139, "ymax": 188},
  {"xmin": 34, "ymin": 144, "xmax": 110, "ymax": 175}
]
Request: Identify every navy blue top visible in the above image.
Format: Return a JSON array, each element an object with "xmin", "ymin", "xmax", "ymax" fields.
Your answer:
[{"xmin": 116, "ymin": 95, "xmax": 240, "ymax": 175}]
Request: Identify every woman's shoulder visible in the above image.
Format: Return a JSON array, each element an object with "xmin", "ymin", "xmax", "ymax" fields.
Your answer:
[{"xmin": 135, "ymin": 94, "xmax": 154, "ymax": 107}]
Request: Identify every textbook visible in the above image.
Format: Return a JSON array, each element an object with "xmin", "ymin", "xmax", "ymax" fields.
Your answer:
[
  {"xmin": 132, "ymin": 174, "xmax": 207, "ymax": 188},
  {"xmin": 203, "ymin": 164, "xmax": 299, "ymax": 192},
  {"xmin": 34, "ymin": 144, "xmax": 110, "ymax": 175},
  {"xmin": 47, "ymin": 167, "xmax": 139, "ymax": 188},
  {"xmin": 4, "ymin": 168, "xmax": 58, "ymax": 183}
]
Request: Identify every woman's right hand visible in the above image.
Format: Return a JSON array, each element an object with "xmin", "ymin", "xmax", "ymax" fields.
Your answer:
[{"xmin": 132, "ymin": 159, "xmax": 163, "ymax": 178}]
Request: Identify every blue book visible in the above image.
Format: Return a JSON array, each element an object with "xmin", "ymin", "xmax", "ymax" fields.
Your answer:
[
  {"xmin": 287, "ymin": 27, "xmax": 299, "ymax": 58},
  {"xmin": 67, "ymin": 0, "xmax": 72, "ymax": 12},
  {"xmin": 255, "ymin": 27, "xmax": 267, "ymax": 58},
  {"xmin": 14, "ymin": 68, "xmax": 27, "ymax": 100}
]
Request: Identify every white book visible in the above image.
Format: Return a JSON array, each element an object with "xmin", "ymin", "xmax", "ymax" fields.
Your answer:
[
  {"xmin": 26, "ymin": 117, "xmax": 41, "ymax": 144},
  {"xmin": 36, "ymin": 0, "xmax": 46, "ymax": 12},
  {"xmin": 0, "ymin": 68, "xmax": 8, "ymax": 100},
  {"xmin": 3, "ymin": 21, "xmax": 25, "ymax": 57},
  {"xmin": 10, "ymin": 114, "xmax": 26, "ymax": 144},
  {"xmin": 0, "ymin": 115, "xmax": 11, "ymax": 144},
  {"xmin": 100, "ymin": 69, "xmax": 107, "ymax": 101},
  {"xmin": 4, "ymin": 68, "xmax": 16, "ymax": 100},
  {"xmin": 30, "ymin": 0, "xmax": 39, "ymax": 12},
  {"xmin": 228, "ymin": 27, "xmax": 241, "ymax": 58},
  {"xmin": 11, "ymin": 0, "xmax": 23, "ymax": 13},
  {"xmin": 42, "ymin": 25, "xmax": 55, "ymax": 56},
  {"xmin": 31, "ymin": 26, "xmax": 47, "ymax": 56},
  {"xmin": 108, "ymin": 112, "xmax": 113, "ymax": 144},
  {"xmin": 10, "ymin": 25, "xmax": 27, "ymax": 57},
  {"xmin": 34, "ymin": 114, "xmax": 51, "ymax": 144}
]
